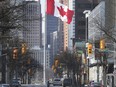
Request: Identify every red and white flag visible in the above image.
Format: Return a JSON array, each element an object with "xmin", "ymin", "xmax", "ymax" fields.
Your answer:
[{"xmin": 46, "ymin": 0, "xmax": 74, "ymax": 24}]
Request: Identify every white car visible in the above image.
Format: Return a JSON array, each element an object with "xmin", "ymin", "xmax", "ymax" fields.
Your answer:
[{"xmin": 53, "ymin": 78, "xmax": 62, "ymax": 86}]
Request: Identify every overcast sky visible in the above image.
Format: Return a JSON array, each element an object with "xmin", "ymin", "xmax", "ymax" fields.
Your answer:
[{"xmin": 40, "ymin": 0, "xmax": 45, "ymax": 16}]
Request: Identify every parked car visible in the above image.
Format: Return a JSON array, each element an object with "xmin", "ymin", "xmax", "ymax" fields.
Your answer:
[
  {"xmin": 53, "ymin": 78, "xmax": 62, "ymax": 86},
  {"xmin": 90, "ymin": 82, "xmax": 102, "ymax": 87},
  {"xmin": 0, "ymin": 84, "xmax": 10, "ymax": 87},
  {"xmin": 84, "ymin": 84, "xmax": 90, "ymax": 87},
  {"xmin": 62, "ymin": 78, "xmax": 72, "ymax": 87},
  {"xmin": 11, "ymin": 79, "xmax": 21, "ymax": 87}
]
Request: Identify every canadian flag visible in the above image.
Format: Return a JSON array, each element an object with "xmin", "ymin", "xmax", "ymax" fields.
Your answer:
[{"xmin": 46, "ymin": 0, "xmax": 74, "ymax": 24}]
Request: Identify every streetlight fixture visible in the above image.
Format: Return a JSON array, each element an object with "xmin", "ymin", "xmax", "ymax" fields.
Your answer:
[{"xmin": 83, "ymin": 10, "xmax": 91, "ymax": 42}]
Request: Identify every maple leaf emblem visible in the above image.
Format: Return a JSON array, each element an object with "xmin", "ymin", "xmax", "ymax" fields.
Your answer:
[{"xmin": 57, "ymin": 6, "xmax": 66, "ymax": 17}]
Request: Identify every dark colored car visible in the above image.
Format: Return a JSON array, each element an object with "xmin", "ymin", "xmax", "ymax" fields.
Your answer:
[
  {"xmin": 63, "ymin": 78, "xmax": 72, "ymax": 87},
  {"xmin": 11, "ymin": 79, "xmax": 21, "ymax": 87},
  {"xmin": 90, "ymin": 82, "xmax": 102, "ymax": 87}
]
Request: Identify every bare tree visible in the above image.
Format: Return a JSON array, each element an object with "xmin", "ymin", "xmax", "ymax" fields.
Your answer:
[{"xmin": 53, "ymin": 50, "xmax": 82, "ymax": 87}]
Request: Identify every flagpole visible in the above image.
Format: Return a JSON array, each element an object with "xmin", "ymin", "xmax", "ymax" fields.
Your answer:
[
  {"xmin": 43, "ymin": 0, "xmax": 46, "ymax": 85},
  {"xmin": 43, "ymin": 25, "xmax": 46, "ymax": 85}
]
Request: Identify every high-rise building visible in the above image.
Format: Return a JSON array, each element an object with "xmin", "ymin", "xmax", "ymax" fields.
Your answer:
[
  {"xmin": 50, "ymin": 31, "xmax": 58, "ymax": 66},
  {"xmin": 46, "ymin": 14, "xmax": 58, "ymax": 67},
  {"xmin": 75, "ymin": 0, "xmax": 99, "ymax": 41},
  {"xmin": 88, "ymin": 1, "xmax": 105, "ymax": 82},
  {"xmin": 46, "ymin": 15, "xmax": 58, "ymax": 46},
  {"xmin": 59, "ymin": 0, "xmax": 69, "ymax": 51},
  {"xmin": 105, "ymin": 0, "xmax": 116, "ymax": 86},
  {"xmin": 68, "ymin": 0, "xmax": 75, "ymax": 50},
  {"xmin": 57, "ymin": 20, "xmax": 64, "ymax": 52},
  {"xmin": 23, "ymin": 0, "xmax": 42, "ymax": 48}
]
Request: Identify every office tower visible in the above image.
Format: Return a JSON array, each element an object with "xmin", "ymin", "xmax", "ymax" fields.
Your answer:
[
  {"xmin": 23, "ymin": 0, "xmax": 43, "ymax": 83},
  {"xmin": 75, "ymin": 0, "xmax": 99, "ymax": 41},
  {"xmin": 68, "ymin": 0, "xmax": 75, "ymax": 50},
  {"xmin": 50, "ymin": 31, "xmax": 58, "ymax": 67},
  {"xmin": 57, "ymin": 19, "xmax": 64, "ymax": 52},
  {"xmin": 46, "ymin": 15, "xmax": 58, "ymax": 67},
  {"xmin": 46, "ymin": 15, "xmax": 58, "ymax": 46},
  {"xmin": 59, "ymin": 0, "xmax": 69, "ymax": 51},
  {"xmin": 23, "ymin": 0, "xmax": 42, "ymax": 48}
]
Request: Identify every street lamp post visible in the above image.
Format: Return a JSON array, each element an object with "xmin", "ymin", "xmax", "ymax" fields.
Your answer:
[
  {"xmin": 113, "ymin": 42, "xmax": 116, "ymax": 87},
  {"xmin": 83, "ymin": 10, "xmax": 91, "ymax": 84}
]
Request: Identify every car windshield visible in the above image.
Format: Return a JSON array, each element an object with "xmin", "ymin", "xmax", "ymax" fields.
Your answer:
[
  {"xmin": 92, "ymin": 82, "xmax": 101, "ymax": 86},
  {"xmin": 2, "ymin": 85, "xmax": 9, "ymax": 87},
  {"xmin": 54, "ymin": 79, "xmax": 60, "ymax": 81}
]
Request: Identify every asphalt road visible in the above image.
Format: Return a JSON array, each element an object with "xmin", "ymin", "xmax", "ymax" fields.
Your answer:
[{"xmin": 21, "ymin": 84, "xmax": 46, "ymax": 87}]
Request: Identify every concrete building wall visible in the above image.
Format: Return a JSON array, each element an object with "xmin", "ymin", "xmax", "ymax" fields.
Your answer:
[{"xmin": 31, "ymin": 47, "xmax": 50, "ymax": 68}]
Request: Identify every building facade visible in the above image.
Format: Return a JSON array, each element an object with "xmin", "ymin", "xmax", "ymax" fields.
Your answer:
[
  {"xmin": 75, "ymin": 0, "xmax": 99, "ymax": 41},
  {"xmin": 50, "ymin": 31, "xmax": 58, "ymax": 67},
  {"xmin": 23, "ymin": 1, "xmax": 42, "ymax": 48},
  {"xmin": 88, "ymin": 1, "xmax": 105, "ymax": 82},
  {"xmin": 46, "ymin": 14, "xmax": 58, "ymax": 67},
  {"xmin": 68, "ymin": 0, "xmax": 75, "ymax": 51},
  {"xmin": 46, "ymin": 15, "xmax": 58, "ymax": 47},
  {"xmin": 105, "ymin": 0, "xmax": 116, "ymax": 86}
]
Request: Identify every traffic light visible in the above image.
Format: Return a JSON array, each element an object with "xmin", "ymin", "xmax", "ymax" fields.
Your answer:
[
  {"xmin": 100, "ymin": 39, "xmax": 105, "ymax": 50},
  {"xmin": 21, "ymin": 43, "xmax": 27, "ymax": 54},
  {"xmin": 53, "ymin": 68, "xmax": 56, "ymax": 73},
  {"xmin": 52, "ymin": 65, "xmax": 55, "ymax": 70},
  {"xmin": 55, "ymin": 59, "xmax": 59, "ymax": 67},
  {"xmin": 13, "ymin": 48, "xmax": 18, "ymax": 59},
  {"xmin": 87, "ymin": 43, "xmax": 93, "ymax": 54}
]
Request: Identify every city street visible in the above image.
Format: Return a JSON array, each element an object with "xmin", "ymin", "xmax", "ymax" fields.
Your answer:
[
  {"xmin": 21, "ymin": 84, "xmax": 63, "ymax": 87},
  {"xmin": 0, "ymin": 0, "xmax": 116, "ymax": 87},
  {"xmin": 21, "ymin": 84, "xmax": 47, "ymax": 87}
]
